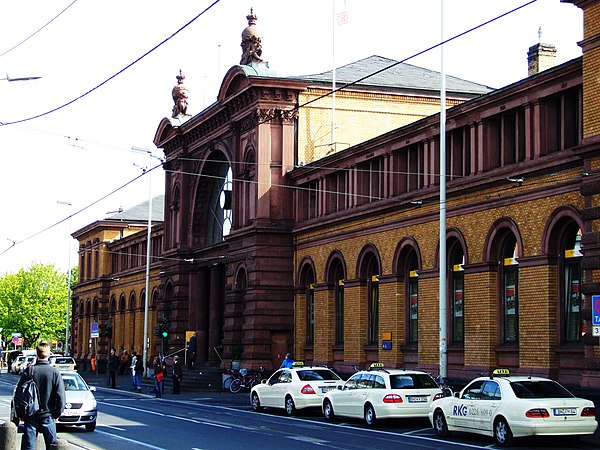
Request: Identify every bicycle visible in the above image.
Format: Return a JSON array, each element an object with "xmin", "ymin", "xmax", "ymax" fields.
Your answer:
[{"xmin": 229, "ymin": 367, "xmax": 266, "ymax": 393}]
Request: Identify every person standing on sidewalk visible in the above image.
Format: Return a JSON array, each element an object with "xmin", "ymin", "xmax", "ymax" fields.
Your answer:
[
  {"xmin": 152, "ymin": 356, "xmax": 163, "ymax": 398},
  {"xmin": 172, "ymin": 356, "xmax": 183, "ymax": 394},
  {"xmin": 108, "ymin": 348, "xmax": 119, "ymax": 389},
  {"xmin": 16, "ymin": 342, "xmax": 66, "ymax": 450},
  {"xmin": 134, "ymin": 353, "xmax": 144, "ymax": 392},
  {"xmin": 130, "ymin": 351, "xmax": 138, "ymax": 390}
]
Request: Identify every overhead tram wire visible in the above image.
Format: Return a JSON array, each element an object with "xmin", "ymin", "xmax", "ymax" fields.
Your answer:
[
  {"xmin": 0, "ymin": 0, "xmax": 222, "ymax": 126},
  {"xmin": 0, "ymin": 0, "xmax": 79, "ymax": 59},
  {"xmin": 0, "ymin": 162, "xmax": 162, "ymax": 257}
]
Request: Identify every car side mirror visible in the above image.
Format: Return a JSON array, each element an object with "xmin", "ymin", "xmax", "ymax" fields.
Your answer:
[
  {"xmin": 337, "ymin": 385, "xmax": 343, "ymax": 390},
  {"xmin": 261, "ymin": 379, "xmax": 267, "ymax": 384},
  {"xmin": 90, "ymin": 386, "xmax": 96, "ymax": 392}
]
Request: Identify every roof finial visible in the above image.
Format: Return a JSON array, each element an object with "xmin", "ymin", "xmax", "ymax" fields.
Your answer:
[
  {"xmin": 171, "ymin": 69, "xmax": 190, "ymax": 119},
  {"xmin": 240, "ymin": 8, "xmax": 264, "ymax": 65},
  {"xmin": 538, "ymin": 27, "xmax": 542, "ymax": 44}
]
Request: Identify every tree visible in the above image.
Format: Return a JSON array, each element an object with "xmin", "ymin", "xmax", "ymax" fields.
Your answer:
[{"xmin": 0, "ymin": 263, "xmax": 75, "ymax": 349}]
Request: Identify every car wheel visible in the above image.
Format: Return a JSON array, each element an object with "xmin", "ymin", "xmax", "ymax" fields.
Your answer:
[
  {"xmin": 285, "ymin": 396, "xmax": 296, "ymax": 416},
  {"xmin": 251, "ymin": 393, "xmax": 263, "ymax": 412},
  {"xmin": 494, "ymin": 417, "xmax": 514, "ymax": 447},
  {"xmin": 433, "ymin": 409, "xmax": 450, "ymax": 437},
  {"xmin": 85, "ymin": 422, "xmax": 96, "ymax": 432},
  {"xmin": 323, "ymin": 399, "xmax": 335, "ymax": 421},
  {"xmin": 364, "ymin": 403, "xmax": 377, "ymax": 426}
]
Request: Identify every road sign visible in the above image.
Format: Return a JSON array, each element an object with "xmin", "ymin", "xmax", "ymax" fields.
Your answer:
[
  {"xmin": 593, "ymin": 326, "xmax": 600, "ymax": 337},
  {"xmin": 91, "ymin": 321, "xmax": 99, "ymax": 338},
  {"xmin": 593, "ymin": 295, "xmax": 600, "ymax": 326}
]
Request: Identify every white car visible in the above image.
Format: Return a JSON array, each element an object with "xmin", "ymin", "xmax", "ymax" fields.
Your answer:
[
  {"xmin": 322, "ymin": 363, "xmax": 443, "ymax": 426},
  {"xmin": 49, "ymin": 355, "xmax": 77, "ymax": 371},
  {"xmin": 10, "ymin": 356, "xmax": 26, "ymax": 374},
  {"xmin": 57, "ymin": 371, "xmax": 97, "ymax": 432},
  {"xmin": 250, "ymin": 362, "xmax": 344, "ymax": 415},
  {"xmin": 429, "ymin": 369, "xmax": 598, "ymax": 447},
  {"xmin": 19, "ymin": 356, "xmax": 36, "ymax": 374}
]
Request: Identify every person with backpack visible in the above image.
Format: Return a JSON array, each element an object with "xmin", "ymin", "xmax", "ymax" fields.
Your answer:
[{"xmin": 14, "ymin": 342, "xmax": 66, "ymax": 450}]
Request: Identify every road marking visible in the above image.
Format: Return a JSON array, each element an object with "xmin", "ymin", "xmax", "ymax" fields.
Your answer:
[
  {"xmin": 95, "ymin": 429, "xmax": 167, "ymax": 450},
  {"xmin": 101, "ymin": 424, "xmax": 126, "ymax": 431}
]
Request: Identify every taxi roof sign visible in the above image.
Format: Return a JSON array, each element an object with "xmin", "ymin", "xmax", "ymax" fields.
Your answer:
[
  {"xmin": 292, "ymin": 361, "xmax": 304, "ymax": 367},
  {"xmin": 370, "ymin": 362, "xmax": 385, "ymax": 369},
  {"xmin": 492, "ymin": 368, "xmax": 510, "ymax": 377}
]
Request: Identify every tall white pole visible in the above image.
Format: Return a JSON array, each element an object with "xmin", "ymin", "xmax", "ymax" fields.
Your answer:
[
  {"xmin": 143, "ymin": 163, "xmax": 152, "ymax": 376},
  {"xmin": 438, "ymin": 0, "xmax": 448, "ymax": 381},
  {"xmin": 332, "ymin": 0, "xmax": 337, "ymax": 152},
  {"xmin": 58, "ymin": 201, "xmax": 73, "ymax": 356}
]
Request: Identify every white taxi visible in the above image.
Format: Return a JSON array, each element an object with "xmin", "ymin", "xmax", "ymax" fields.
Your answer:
[
  {"xmin": 429, "ymin": 369, "xmax": 598, "ymax": 447},
  {"xmin": 250, "ymin": 362, "xmax": 344, "ymax": 416},
  {"xmin": 322, "ymin": 363, "xmax": 443, "ymax": 426}
]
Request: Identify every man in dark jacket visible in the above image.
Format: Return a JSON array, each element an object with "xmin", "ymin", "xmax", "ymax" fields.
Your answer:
[
  {"xmin": 107, "ymin": 348, "xmax": 119, "ymax": 389},
  {"xmin": 172, "ymin": 356, "xmax": 183, "ymax": 394},
  {"xmin": 16, "ymin": 342, "xmax": 66, "ymax": 450}
]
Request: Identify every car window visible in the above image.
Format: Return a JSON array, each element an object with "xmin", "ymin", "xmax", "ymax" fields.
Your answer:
[
  {"xmin": 481, "ymin": 381, "xmax": 501, "ymax": 400},
  {"xmin": 390, "ymin": 374, "xmax": 437, "ymax": 389},
  {"xmin": 510, "ymin": 380, "xmax": 574, "ymax": 399},
  {"xmin": 373, "ymin": 375, "xmax": 385, "ymax": 389},
  {"xmin": 54, "ymin": 358, "xmax": 74, "ymax": 365},
  {"xmin": 297, "ymin": 369, "xmax": 341, "ymax": 381},
  {"xmin": 344, "ymin": 374, "xmax": 361, "ymax": 390},
  {"xmin": 462, "ymin": 380, "xmax": 485, "ymax": 400},
  {"xmin": 279, "ymin": 371, "xmax": 292, "ymax": 383},
  {"xmin": 357, "ymin": 373, "xmax": 374, "ymax": 389},
  {"xmin": 62, "ymin": 375, "xmax": 88, "ymax": 391},
  {"xmin": 268, "ymin": 370, "xmax": 283, "ymax": 385}
]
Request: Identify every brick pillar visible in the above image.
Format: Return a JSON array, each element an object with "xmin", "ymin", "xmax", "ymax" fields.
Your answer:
[
  {"xmin": 313, "ymin": 285, "xmax": 334, "ymax": 365},
  {"xmin": 344, "ymin": 282, "xmax": 366, "ymax": 365},
  {"xmin": 378, "ymin": 276, "xmax": 403, "ymax": 367}
]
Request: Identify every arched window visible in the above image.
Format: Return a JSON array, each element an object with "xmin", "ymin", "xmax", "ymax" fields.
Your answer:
[
  {"xmin": 300, "ymin": 265, "xmax": 316, "ymax": 346},
  {"xmin": 407, "ymin": 253, "xmax": 419, "ymax": 344},
  {"xmin": 327, "ymin": 257, "xmax": 345, "ymax": 346},
  {"xmin": 562, "ymin": 225, "xmax": 582, "ymax": 343},
  {"xmin": 448, "ymin": 239, "xmax": 465, "ymax": 344},
  {"xmin": 501, "ymin": 234, "xmax": 519, "ymax": 343},
  {"xmin": 361, "ymin": 254, "xmax": 380, "ymax": 346}
]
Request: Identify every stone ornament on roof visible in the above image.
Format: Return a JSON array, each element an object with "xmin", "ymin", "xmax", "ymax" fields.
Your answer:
[
  {"xmin": 240, "ymin": 8, "xmax": 264, "ymax": 66},
  {"xmin": 171, "ymin": 69, "xmax": 190, "ymax": 119}
]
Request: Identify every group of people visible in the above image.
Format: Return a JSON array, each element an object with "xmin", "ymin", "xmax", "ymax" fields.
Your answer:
[{"xmin": 106, "ymin": 347, "xmax": 183, "ymax": 396}]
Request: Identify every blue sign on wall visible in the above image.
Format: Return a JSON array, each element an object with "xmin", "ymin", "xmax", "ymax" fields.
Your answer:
[{"xmin": 593, "ymin": 295, "xmax": 600, "ymax": 326}]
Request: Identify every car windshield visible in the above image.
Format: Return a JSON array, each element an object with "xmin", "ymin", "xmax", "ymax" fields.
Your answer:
[
  {"xmin": 297, "ymin": 369, "xmax": 341, "ymax": 381},
  {"xmin": 54, "ymin": 358, "xmax": 74, "ymax": 364},
  {"xmin": 62, "ymin": 374, "xmax": 88, "ymax": 391},
  {"xmin": 390, "ymin": 374, "xmax": 438, "ymax": 389},
  {"xmin": 510, "ymin": 380, "xmax": 574, "ymax": 399}
]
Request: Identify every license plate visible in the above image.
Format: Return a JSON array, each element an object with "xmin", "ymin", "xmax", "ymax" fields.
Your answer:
[
  {"xmin": 320, "ymin": 386, "xmax": 336, "ymax": 393},
  {"xmin": 553, "ymin": 408, "xmax": 576, "ymax": 416},
  {"xmin": 62, "ymin": 409, "xmax": 80, "ymax": 417},
  {"xmin": 407, "ymin": 396, "xmax": 428, "ymax": 403}
]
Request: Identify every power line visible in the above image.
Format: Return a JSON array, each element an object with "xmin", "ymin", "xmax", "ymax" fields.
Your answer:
[
  {"xmin": 0, "ymin": 0, "xmax": 222, "ymax": 126},
  {"xmin": 0, "ymin": 0, "xmax": 79, "ymax": 59}
]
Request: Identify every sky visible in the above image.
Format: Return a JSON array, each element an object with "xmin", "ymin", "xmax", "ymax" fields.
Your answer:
[{"xmin": 0, "ymin": 0, "xmax": 584, "ymax": 276}]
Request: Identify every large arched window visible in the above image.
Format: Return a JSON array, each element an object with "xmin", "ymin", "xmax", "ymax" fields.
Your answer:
[
  {"xmin": 407, "ymin": 253, "xmax": 419, "ymax": 344},
  {"xmin": 360, "ymin": 253, "xmax": 380, "ymax": 346},
  {"xmin": 560, "ymin": 222, "xmax": 583, "ymax": 343},
  {"xmin": 299, "ymin": 264, "xmax": 316, "ymax": 345},
  {"xmin": 327, "ymin": 257, "xmax": 345, "ymax": 346},
  {"xmin": 501, "ymin": 234, "xmax": 519, "ymax": 343},
  {"xmin": 448, "ymin": 239, "xmax": 465, "ymax": 344}
]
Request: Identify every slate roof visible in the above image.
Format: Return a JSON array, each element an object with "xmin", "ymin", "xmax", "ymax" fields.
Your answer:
[
  {"xmin": 287, "ymin": 55, "xmax": 493, "ymax": 96},
  {"xmin": 106, "ymin": 195, "xmax": 164, "ymax": 223}
]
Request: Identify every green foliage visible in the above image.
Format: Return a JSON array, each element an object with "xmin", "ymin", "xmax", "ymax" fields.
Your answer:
[{"xmin": 0, "ymin": 263, "xmax": 76, "ymax": 348}]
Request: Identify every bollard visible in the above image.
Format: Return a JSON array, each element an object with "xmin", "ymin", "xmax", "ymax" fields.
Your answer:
[
  {"xmin": 0, "ymin": 421, "xmax": 17, "ymax": 450},
  {"xmin": 50, "ymin": 438, "xmax": 70, "ymax": 450}
]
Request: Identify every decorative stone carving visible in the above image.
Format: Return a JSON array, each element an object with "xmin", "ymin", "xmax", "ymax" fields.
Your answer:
[
  {"xmin": 172, "ymin": 70, "xmax": 190, "ymax": 119},
  {"xmin": 240, "ymin": 9, "xmax": 263, "ymax": 65}
]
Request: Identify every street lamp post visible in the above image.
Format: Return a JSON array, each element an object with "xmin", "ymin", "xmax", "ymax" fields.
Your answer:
[{"xmin": 57, "ymin": 200, "xmax": 73, "ymax": 356}]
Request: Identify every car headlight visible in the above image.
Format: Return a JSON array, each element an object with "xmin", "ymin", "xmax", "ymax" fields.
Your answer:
[{"xmin": 82, "ymin": 398, "xmax": 97, "ymax": 410}]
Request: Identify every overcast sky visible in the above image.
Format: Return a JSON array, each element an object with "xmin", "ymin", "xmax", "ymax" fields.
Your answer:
[{"xmin": 0, "ymin": 0, "xmax": 583, "ymax": 275}]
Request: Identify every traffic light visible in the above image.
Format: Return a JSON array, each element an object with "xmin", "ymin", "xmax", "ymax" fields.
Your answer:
[
  {"xmin": 154, "ymin": 325, "xmax": 161, "ymax": 337},
  {"xmin": 161, "ymin": 318, "xmax": 169, "ymax": 339},
  {"xmin": 104, "ymin": 322, "xmax": 112, "ymax": 339}
]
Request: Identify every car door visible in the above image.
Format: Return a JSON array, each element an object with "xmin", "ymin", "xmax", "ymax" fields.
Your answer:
[
  {"xmin": 346, "ymin": 373, "xmax": 373, "ymax": 418},
  {"xmin": 335, "ymin": 374, "xmax": 361, "ymax": 416},
  {"xmin": 452, "ymin": 380, "xmax": 486, "ymax": 430},
  {"xmin": 475, "ymin": 380, "xmax": 502, "ymax": 432},
  {"xmin": 261, "ymin": 370, "xmax": 284, "ymax": 407}
]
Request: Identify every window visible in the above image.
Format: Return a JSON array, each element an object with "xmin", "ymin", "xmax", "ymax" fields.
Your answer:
[
  {"xmin": 333, "ymin": 263, "xmax": 345, "ymax": 346},
  {"xmin": 563, "ymin": 227, "xmax": 582, "ymax": 343},
  {"xmin": 502, "ymin": 236, "xmax": 519, "ymax": 343},
  {"xmin": 408, "ymin": 269, "xmax": 418, "ymax": 344},
  {"xmin": 448, "ymin": 241, "xmax": 465, "ymax": 344},
  {"xmin": 306, "ymin": 283, "xmax": 315, "ymax": 345},
  {"xmin": 368, "ymin": 274, "xmax": 379, "ymax": 345}
]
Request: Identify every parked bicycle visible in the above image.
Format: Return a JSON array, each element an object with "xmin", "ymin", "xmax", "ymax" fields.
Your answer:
[{"xmin": 229, "ymin": 367, "xmax": 266, "ymax": 393}]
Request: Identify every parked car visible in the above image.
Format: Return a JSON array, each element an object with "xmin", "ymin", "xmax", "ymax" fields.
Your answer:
[
  {"xmin": 10, "ymin": 356, "xmax": 26, "ymax": 374},
  {"xmin": 19, "ymin": 356, "xmax": 36, "ymax": 374},
  {"xmin": 429, "ymin": 369, "xmax": 598, "ymax": 447},
  {"xmin": 49, "ymin": 355, "xmax": 77, "ymax": 371},
  {"xmin": 322, "ymin": 363, "xmax": 443, "ymax": 426},
  {"xmin": 250, "ymin": 362, "xmax": 344, "ymax": 415}
]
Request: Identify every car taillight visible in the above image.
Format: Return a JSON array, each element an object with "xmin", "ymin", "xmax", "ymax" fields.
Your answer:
[
  {"xmin": 383, "ymin": 394, "xmax": 403, "ymax": 404},
  {"xmin": 433, "ymin": 392, "xmax": 445, "ymax": 401},
  {"xmin": 581, "ymin": 407, "xmax": 596, "ymax": 417},
  {"xmin": 301, "ymin": 384, "xmax": 316, "ymax": 394},
  {"xmin": 525, "ymin": 408, "xmax": 549, "ymax": 418}
]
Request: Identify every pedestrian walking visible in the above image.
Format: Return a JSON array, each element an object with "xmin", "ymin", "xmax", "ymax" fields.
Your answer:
[
  {"xmin": 172, "ymin": 355, "xmax": 183, "ymax": 394},
  {"xmin": 134, "ymin": 352, "xmax": 144, "ymax": 392},
  {"xmin": 108, "ymin": 348, "xmax": 119, "ymax": 389},
  {"xmin": 119, "ymin": 349, "xmax": 129, "ymax": 375},
  {"xmin": 130, "ymin": 351, "xmax": 138, "ymax": 390},
  {"xmin": 15, "ymin": 342, "xmax": 66, "ymax": 450},
  {"xmin": 152, "ymin": 356, "xmax": 163, "ymax": 398}
]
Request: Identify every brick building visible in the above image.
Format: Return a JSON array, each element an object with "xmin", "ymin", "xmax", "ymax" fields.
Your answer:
[{"xmin": 71, "ymin": 3, "xmax": 600, "ymax": 390}]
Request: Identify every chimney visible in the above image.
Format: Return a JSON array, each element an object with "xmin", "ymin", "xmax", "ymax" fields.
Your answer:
[{"xmin": 527, "ymin": 28, "xmax": 557, "ymax": 76}]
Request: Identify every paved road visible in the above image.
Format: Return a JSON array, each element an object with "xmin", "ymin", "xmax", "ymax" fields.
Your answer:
[{"xmin": 0, "ymin": 371, "xmax": 598, "ymax": 449}]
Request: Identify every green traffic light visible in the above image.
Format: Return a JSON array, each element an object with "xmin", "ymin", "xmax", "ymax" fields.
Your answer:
[{"xmin": 162, "ymin": 331, "xmax": 168, "ymax": 338}]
